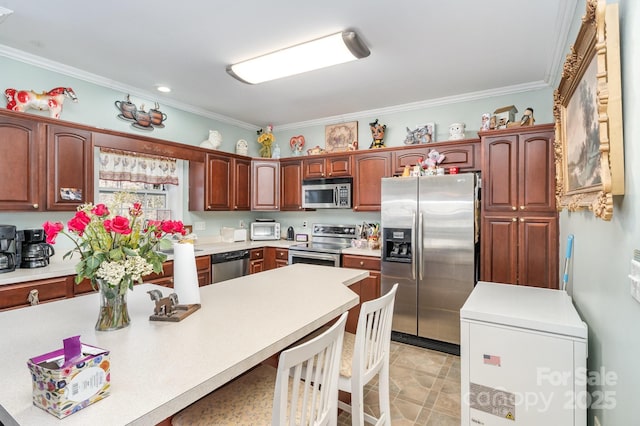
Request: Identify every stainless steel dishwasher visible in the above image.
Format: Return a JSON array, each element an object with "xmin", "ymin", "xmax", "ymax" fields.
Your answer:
[{"xmin": 211, "ymin": 249, "xmax": 250, "ymax": 283}]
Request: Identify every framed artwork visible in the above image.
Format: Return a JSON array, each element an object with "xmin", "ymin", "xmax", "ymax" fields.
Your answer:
[
  {"xmin": 554, "ymin": 0, "xmax": 623, "ymax": 220},
  {"xmin": 325, "ymin": 121, "xmax": 358, "ymax": 152}
]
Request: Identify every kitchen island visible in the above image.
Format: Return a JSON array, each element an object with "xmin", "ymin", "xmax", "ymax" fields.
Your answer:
[{"xmin": 0, "ymin": 264, "xmax": 365, "ymax": 426}]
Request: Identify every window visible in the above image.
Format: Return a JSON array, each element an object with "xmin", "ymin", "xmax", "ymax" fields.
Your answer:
[{"xmin": 96, "ymin": 148, "xmax": 183, "ymax": 221}]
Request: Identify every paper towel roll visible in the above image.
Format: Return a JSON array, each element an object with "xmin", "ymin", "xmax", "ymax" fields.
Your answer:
[{"xmin": 172, "ymin": 242, "xmax": 201, "ymax": 305}]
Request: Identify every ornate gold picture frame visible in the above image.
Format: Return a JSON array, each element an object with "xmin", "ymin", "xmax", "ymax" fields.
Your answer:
[{"xmin": 554, "ymin": 0, "xmax": 624, "ymax": 221}]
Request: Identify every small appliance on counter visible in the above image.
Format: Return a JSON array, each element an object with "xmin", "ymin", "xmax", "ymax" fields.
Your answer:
[
  {"xmin": 20, "ymin": 229, "xmax": 55, "ymax": 269},
  {"xmin": 0, "ymin": 224, "xmax": 18, "ymax": 273},
  {"xmin": 221, "ymin": 227, "xmax": 247, "ymax": 243},
  {"xmin": 287, "ymin": 226, "xmax": 295, "ymax": 241},
  {"xmin": 250, "ymin": 220, "xmax": 280, "ymax": 241}
]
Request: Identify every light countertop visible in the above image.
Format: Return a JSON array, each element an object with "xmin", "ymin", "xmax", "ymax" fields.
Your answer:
[
  {"xmin": 0, "ymin": 264, "xmax": 364, "ymax": 426},
  {"xmin": 0, "ymin": 239, "xmax": 380, "ymax": 286}
]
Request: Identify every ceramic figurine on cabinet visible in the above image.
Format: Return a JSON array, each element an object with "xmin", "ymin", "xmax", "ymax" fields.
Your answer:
[
  {"xmin": 5, "ymin": 87, "xmax": 78, "ymax": 119},
  {"xmin": 236, "ymin": 139, "xmax": 248, "ymax": 156},
  {"xmin": 448, "ymin": 122, "xmax": 465, "ymax": 140},
  {"xmin": 481, "ymin": 113, "xmax": 491, "ymax": 131},
  {"xmin": 519, "ymin": 107, "xmax": 535, "ymax": 126},
  {"xmin": 200, "ymin": 130, "xmax": 222, "ymax": 149},
  {"xmin": 369, "ymin": 118, "xmax": 387, "ymax": 149},
  {"xmin": 289, "ymin": 135, "xmax": 305, "ymax": 156}
]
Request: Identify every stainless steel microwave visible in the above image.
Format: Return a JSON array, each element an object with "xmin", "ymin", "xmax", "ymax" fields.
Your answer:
[{"xmin": 301, "ymin": 177, "xmax": 352, "ymax": 209}]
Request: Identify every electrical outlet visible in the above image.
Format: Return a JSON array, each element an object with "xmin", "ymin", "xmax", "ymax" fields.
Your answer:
[
  {"xmin": 239, "ymin": 220, "xmax": 245, "ymax": 229},
  {"xmin": 194, "ymin": 221, "xmax": 206, "ymax": 231},
  {"xmin": 302, "ymin": 221, "xmax": 307, "ymax": 228},
  {"xmin": 594, "ymin": 415, "xmax": 602, "ymax": 426}
]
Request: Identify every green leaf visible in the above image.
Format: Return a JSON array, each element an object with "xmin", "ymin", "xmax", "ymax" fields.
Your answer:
[
  {"xmin": 158, "ymin": 238, "xmax": 173, "ymax": 250},
  {"xmin": 123, "ymin": 246, "xmax": 138, "ymax": 257}
]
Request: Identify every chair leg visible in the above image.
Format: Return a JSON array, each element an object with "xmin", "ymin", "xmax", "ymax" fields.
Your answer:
[
  {"xmin": 350, "ymin": 382, "xmax": 365, "ymax": 426},
  {"xmin": 377, "ymin": 358, "xmax": 391, "ymax": 426}
]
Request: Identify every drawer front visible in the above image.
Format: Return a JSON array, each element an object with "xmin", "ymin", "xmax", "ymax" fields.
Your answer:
[
  {"xmin": 250, "ymin": 249, "xmax": 264, "ymax": 260},
  {"xmin": 342, "ymin": 254, "xmax": 381, "ymax": 271},
  {"xmin": 0, "ymin": 277, "xmax": 69, "ymax": 310},
  {"xmin": 275, "ymin": 248, "xmax": 288, "ymax": 260}
]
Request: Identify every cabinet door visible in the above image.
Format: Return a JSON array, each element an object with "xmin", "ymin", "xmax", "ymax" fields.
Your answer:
[
  {"xmin": 352, "ymin": 152, "xmax": 391, "ymax": 211},
  {"xmin": 327, "ymin": 156, "xmax": 351, "ymax": 177},
  {"xmin": 47, "ymin": 124, "xmax": 93, "ymax": 210},
  {"xmin": 302, "ymin": 157, "xmax": 326, "ymax": 179},
  {"xmin": 518, "ymin": 216, "xmax": 558, "ymax": 288},
  {"xmin": 280, "ymin": 160, "xmax": 304, "ymax": 211},
  {"xmin": 437, "ymin": 142, "xmax": 479, "ymax": 171},
  {"xmin": 391, "ymin": 147, "xmax": 428, "ymax": 175},
  {"xmin": 274, "ymin": 248, "xmax": 289, "ymax": 268},
  {"xmin": 233, "ymin": 158, "xmax": 251, "ymax": 211},
  {"xmin": 205, "ymin": 153, "xmax": 232, "ymax": 210},
  {"xmin": 481, "ymin": 215, "xmax": 518, "ymax": 284},
  {"xmin": 251, "ymin": 160, "xmax": 280, "ymax": 210},
  {"xmin": 0, "ymin": 114, "xmax": 44, "ymax": 211},
  {"xmin": 519, "ymin": 130, "xmax": 556, "ymax": 212},
  {"xmin": 482, "ymin": 135, "xmax": 518, "ymax": 213},
  {"xmin": 196, "ymin": 255, "xmax": 212, "ymax": 286}
]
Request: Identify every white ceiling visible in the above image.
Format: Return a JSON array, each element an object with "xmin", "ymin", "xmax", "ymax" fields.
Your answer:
[{"xmin": 0, "ymin": 0, "xmax": 577, "ymax": 129}]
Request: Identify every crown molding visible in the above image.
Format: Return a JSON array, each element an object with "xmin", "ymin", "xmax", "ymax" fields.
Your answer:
[
  {"xmin": 0, "ymin": 44, "xmax": 258, "ymax": 130},
  {"xmin": 276, "ymin": 80, "xmax": 550, "ymax": 131},
  {"xmin": 546, "ymin": 0, "xmax": 580, "ymax": 88}
]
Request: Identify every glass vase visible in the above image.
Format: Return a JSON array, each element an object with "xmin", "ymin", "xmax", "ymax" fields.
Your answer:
[{"xmin": 95, "ymin": 279, "xmax": 131, "ymax": 331}]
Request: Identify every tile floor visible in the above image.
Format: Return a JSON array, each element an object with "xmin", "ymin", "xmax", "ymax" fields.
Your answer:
[{"xmin": 337, "ymin": 341, "xmax": 461, "ymax": 425}]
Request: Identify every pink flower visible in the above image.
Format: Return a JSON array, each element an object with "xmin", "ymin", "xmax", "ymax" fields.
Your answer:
[
  {"xmin": 91, "ymin": 204, "xmax": 109, "ymax": 217},
  {"xmin": 67, "ymin": 211, "xmax": 91, "ymax": 235},
  {"xmin": 129, "ymin": 202, "xmax": 143, "ymax": 217},
  {"xmin": 43, "ymin": 221, "xmax": 64, "ymax": 244},
  {"xmin": 109, "ymin": 216, "xmax": 132, "ymax": 235}
]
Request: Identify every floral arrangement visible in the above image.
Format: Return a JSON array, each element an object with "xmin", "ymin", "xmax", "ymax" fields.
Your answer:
[
  {"xmin": 43, "ymin": 193, "xmax": 186, "ymax": 291},
  {"xmin": 257, "ymin": 124, "xmax": 275, "ymax": 158}
]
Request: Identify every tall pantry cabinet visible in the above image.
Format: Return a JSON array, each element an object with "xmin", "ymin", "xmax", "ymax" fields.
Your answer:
[{"xmin": 480, "ymin": 123, "xmax": 558, "ymax": 289}]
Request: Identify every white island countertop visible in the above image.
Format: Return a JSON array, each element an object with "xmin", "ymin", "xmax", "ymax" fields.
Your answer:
[{"xmin": 0, "ymin": 264, "xmax": 365, "ymax": 426}]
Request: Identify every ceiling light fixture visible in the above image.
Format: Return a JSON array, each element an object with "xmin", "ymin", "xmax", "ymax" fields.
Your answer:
[
  {"xmin": 156, "ymin": 86, "xmax": 171, "ymax": 93},
  {"xmin": 0, "ymin": 6, "xmax": 14, "ymax": 24},
  {"xmin": 227, "ymin": 31, "xmax": 370, "ymax": 85}
]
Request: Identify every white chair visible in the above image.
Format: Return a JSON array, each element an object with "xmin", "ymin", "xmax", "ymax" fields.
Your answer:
[
  {"xmin": 338, "ymin": 283, "xmax": 398, "ymax": 426},
  {"xmin": 172, "ymin": 311, "xmax": 348, "ymax": 426}
]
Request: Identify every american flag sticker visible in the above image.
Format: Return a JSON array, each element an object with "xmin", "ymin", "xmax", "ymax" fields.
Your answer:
[{"xmin": 483, "ymin": 354, "xmax": 501, "ymax": 366}]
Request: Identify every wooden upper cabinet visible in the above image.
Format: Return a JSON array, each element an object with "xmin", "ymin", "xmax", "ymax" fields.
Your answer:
[
  {"xmin": 302, "ymin": 155, "xmax": 351, "ymax": 179},
  {"xmin": 233, "ymin": 158, "xmax": 251, "ymax": 211},
  {"xmin": 251, "ymin": 159, "xmax": 280, "ymax": 210},
  {"xmin": 46, "ymin": 124, "xmax": 94, "ymax": 210},
  {"xmin": 352, "ymin": 151, "xmax": 391, "ymax": 211},
  {"xmin": 204, "ymin": 153, "xmax": 232, "ymax": 210},
  {"xmin": 391, "ymin": 140, "xmax": 480, "ymax": 175},
  {"xmin": 482, "ymin": 125, "xmax": 555, "ymax": 213},
  {"xmin": 0, "ymin": 114, "xmax": 44, "ymax": 211},
  {"xmin": 280, "ymin": 159, "xmax": 304, "ymax": 211}
]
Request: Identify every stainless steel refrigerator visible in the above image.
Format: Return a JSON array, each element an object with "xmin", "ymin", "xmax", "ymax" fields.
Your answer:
[{"xmin": 381, "ymin": 173, "xmax": 478, "ymax": 346}]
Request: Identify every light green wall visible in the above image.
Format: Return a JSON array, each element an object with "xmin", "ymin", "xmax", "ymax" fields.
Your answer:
[{"xmin": 557, "ymin": 1, "xmax": 638, "ymax": 425}]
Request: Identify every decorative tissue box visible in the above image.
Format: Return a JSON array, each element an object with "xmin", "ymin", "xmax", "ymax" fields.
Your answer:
[{"xmin": 27, "ymin": 339, "xmax": 110, "ymax": 419}]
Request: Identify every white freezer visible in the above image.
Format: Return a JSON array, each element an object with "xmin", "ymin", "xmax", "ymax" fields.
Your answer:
[{"xmin": 460, "ymin": 281, "xmax": 587, "ymax": 425}]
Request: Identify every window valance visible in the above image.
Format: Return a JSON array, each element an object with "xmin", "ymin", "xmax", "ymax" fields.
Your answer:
[{"xmin": 99, "ymin": 148, "xmax": 179, "ymax": 185}]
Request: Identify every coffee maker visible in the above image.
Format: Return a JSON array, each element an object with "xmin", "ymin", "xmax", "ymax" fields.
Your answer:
[
  {"xmin": 0, "ymin": 225, "xmax": 18, "ymax": 273},
  {"xmin": 20, "ymin": 229, "xmax": 55, "ymax": 269}
]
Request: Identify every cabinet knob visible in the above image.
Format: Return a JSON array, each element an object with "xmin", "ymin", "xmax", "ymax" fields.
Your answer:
[
  {"xmin": 28, "ymin": 289, "xmax": 39, "ymax": 306},
  {"xmin": 512, "ymin": 218, "xmax": 517, "ymax": 222},
  {"xmin": 359, "ymin": 261, "xmax": 364, "ymax": 266},
  {"xmin": 520, "ymin": 218, "xmax": 525, "ymax": 222},
  {"xmin": 520, "ymin": 205, "xmax": 525, "ymax": 210},
  {"xmin": 511, "ymin": 206, "xmax": 517, "ymax": 211},
  {"xmin": 33, "ymin": 203, "xmax": 39, "ymax": 209}
]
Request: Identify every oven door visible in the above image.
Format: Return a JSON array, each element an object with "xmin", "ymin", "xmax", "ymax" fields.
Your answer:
[{"xmin": 288, "ymin": 250, "xmax": 341, "ymax": 267}]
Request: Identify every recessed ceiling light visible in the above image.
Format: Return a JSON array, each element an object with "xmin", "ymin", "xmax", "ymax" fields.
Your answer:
[
  {"xmin": 227, "ymin": 31, "xmax": 370, "ymax": 84},
  {"xmin": 157, "ymin": 86, "xmax": 171, "ymax": 93}
]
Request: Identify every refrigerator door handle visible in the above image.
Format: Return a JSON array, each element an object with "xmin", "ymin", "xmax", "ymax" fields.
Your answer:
[
  {"xmin": 411, "ymin": 211, "xmax": 416, "ymax": 280},
  {"xmin": 419, "ymin": 211, "xmax": 424, "ymax": 280}
]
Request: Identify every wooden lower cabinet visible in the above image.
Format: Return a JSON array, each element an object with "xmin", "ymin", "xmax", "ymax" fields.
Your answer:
[
  {"xmin": 249, "ymin": 248, "xmax": 265, "ymax": 274},
  {"xmin": 481, "ymin": 215, "xmax": 558, "ymax": 288},
  {"xmin": 0, "ymin": 276, "xmax": 71, "ymax": 310},
  {"xmin": 342, "ymin": 254, "xmax": 381, "ymax": 333}
]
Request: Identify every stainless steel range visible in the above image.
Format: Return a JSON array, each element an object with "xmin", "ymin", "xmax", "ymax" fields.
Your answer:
[{"xmin": 288, "ymin": 224, "xmax": 357, "ymax": 267}]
